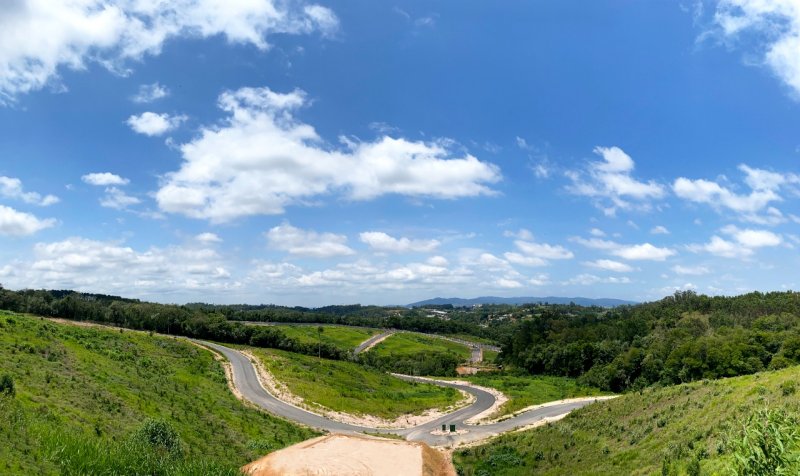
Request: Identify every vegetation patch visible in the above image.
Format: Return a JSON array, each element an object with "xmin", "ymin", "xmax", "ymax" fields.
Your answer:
[
  {"xmin": 0, "ymin": 311, "xmax": 316, "ymax": 474},
  {"xmin": 271, "ymin": 324, "xmax": 379, "ymax": 351},
  {"xmin": 454, "ymin": 364, "xmax": 800, "ymax": 475},
  {"xmin": 453, "ymin": 373, "xmax": 608, "ymax": 418},
  {"xmin": 360, "ymin": 332, "xmax": 473, "ymax": 376},
  {"xmin": 250, "ymin": 348, "xmax": 462, "ymax": 420}
]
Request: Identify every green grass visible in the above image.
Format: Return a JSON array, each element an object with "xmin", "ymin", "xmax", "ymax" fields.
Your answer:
[
  {"xmin": 454, "ymin": 373, "xmax": 608, "ymax": 418},
  {"xmin": 0, "ymin": 311, "xmax": 316, "ymax": 474},
  {"xmin": 250, "ymin": 347, "xmax": 462, "ymax": 419},
  {"xmin": 483, "ymin": 349, "xmax": 500, "ymax": 363},
  {"xmin": 370, "ymin": 332, "xmax": 473, "ymax": 361},
  {"xmin": 272, "ymin": 325, "xmax": 379, "ymax": 351},
  {"xmin": 453, "ymin": 365, "xmax": 800, "ymax": 475}
]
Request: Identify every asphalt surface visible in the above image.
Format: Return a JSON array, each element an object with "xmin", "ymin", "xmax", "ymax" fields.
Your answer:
[
  {"xmin": 199, "ymin": 340, "xmax": 606, "ymax": 446},
  {"xmin": 353, "ymin": 330, "xmax": 396, "ymax": 354}
]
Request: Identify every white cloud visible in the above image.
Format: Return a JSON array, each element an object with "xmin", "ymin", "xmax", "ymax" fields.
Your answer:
[
  {"xmin": 583, "ymin": 259, "xmax": 634, "ymax": 273},
  {"xmin": 127, "ymin": 112, "xmax": 186, "ymax": 136},
  {"xmin": 688, "ymin": 225, "xmax": 783, "ymax": 258},
  {"xmin": 513, "ymin": 240, "xmax": 574, "ymax": 260},
  {"xmin": 566, "ymin": 146, "xmax": 665, "ymax": 215},
  {"xmin": 156, "ymin": 86, "xmax": 501, "ymax": 223},
  {"xmin": 132, "ymin": 82, "xmax": 169, "ymax": 103},
  {"xmin": 713, "ymin": 0, "xmax": 800, "ymax": 96},
  {"xmin": 611, "ymin": 243, "xmax": 676, "ymax": 261},
  {"xmin": 0, "ymin": 0, "xmax": 339, "ymax": 102},
  {"xmin": 195, "ymin": 232, "xmax": 222, "ymax": 243},
  {"xmin": 573, "ymin": 236, "xmax": 677, "ymax": 261},
  {"xmin": 650, "ymin": 225, "xmax": 670, "ymax": 234},
  {"xmin": 673, "ymin": 164, "xmax": 799, "ymax": 223},
  {"xmin": 672, "ymin": 265, "xmax": 710, "ymax": 276},
  {"xmin": 266, "ymin": 222, "xmax": 354, "ymax": 258},
  {"xmin": 0, "ymin": 176, "xmax": 58, "ymax": 206},
  {"xmin": 82, "ymin": 172, "xmax": 129, "ymax": 186},
  {"xmin": 99, "ymin": 187, "xmax": 141, "ymax": 209},
  {"xmin": 359, "ymin": 231, "xmax": 440, "ymax": 253},
  {"xmin": 590, "ymin": 228, "xmax": 606, "ymax": 237},
  {"xmin": 564, "ymin": 273, "xmax": 631, "ymax": 285},
  {"xmin": 503, "ymin": 252, "xmax": 548, "ymax": 267},
  {"xmin": 4, "ymin": 237, "xmax": 235, "ymax": 295},
  {"xmin": 0, "ymin": 205, "xmax": 55, "ymax": 236}
]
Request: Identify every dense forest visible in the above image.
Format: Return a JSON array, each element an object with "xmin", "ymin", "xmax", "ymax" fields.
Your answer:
[{"xmin": 500, "ymin": 290, "xmax": 800, "ymax": 392}]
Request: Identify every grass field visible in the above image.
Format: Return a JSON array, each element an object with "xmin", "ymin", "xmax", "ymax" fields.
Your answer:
[
  {"xmin": 454, "ymin": 365, "xmax": 800, "ymax": 475},
  {"xmin": 370, "ymin": 332, "xmax": 473, "ymax": 361},
  {"xmin": 0, "ymin": 311, "xmax": 316, "ymax": 474},
  {"xmin": 482, "ymin": 349, "xmax": 499, "ymax": 363},
  {"xmin": 455, "ymin": 373, "xmax": 608, "ymax": 418},
  {"xmin": 250, "ymin": 348, "xmax": 462, "ymax": 419},
  {"xmin": 272, "ymin": 324, "xmax": 379, "ymax": 351}
]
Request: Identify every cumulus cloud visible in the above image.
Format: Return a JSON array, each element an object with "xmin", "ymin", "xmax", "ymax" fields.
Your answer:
[
  {"xmin": 99, "ymin": 187, "xmax": 141, "ymax": 209},
  {"xmin": 195, "ymin": 232, "xmax": 222, "ymax": 243},
  {"xmin": 82, "ymin": 172, "xmax": 129, "ymax": 186},
  {"xmin": 132, "ymin": 82, "xmax": 169, "ymax": 103},
  {"xmin": 650, "ymin": 225, "xmax": 670, "ymax": 234},
  {"xmin": 688, "ymin": 225, "xmax": 783, "ymax": 258},
  {"xmin": 566, "ymin": 146, "xmax": 665, "ymax": 215},
  {"xmin": 712, "ymin": 0, "xmax": 800, "ymax": 96},
  {"xmin": 359, "ymin": 231, "xmax": 440, "ymax": 253},
  {"xmin": 266, "ymin": 222, "xmax": 354, "ymax": 258},
  {"xmin": 571, "ymin": 235, "xmax": 676, "ymax": 261},
  {"xmin": 564, "ymin": 273, "xmax": 631, "ymax": 285},
  {"xmin": 3, "ymin": 237, "xmax": 234, "ymax": 295},
  {"xmin": 673, "ymin": 164, "xmax": 799, "ymax": 223},
  {"xmin": 583, "ymin": 259, "xmax": 634, "ymax": 273},
  {"xmin": 611, "ymin": 243, "xmax": 676, "ymax": 261},
  {"xmin": 501, "ymin": 232, "xmax": 573, "ymax": 268},
  {"xmin": 0, "ymin": 176, "xmax": 58, "ymax": 206},
  {"xmin": 155, "ymin": 86, "xmax": 501, "ymax": 222},
  {"xmin": 0, "ymin": 0, "xmax": 339, "ymax": 102},
  {"xmin": 127, "ymin": 112, "xmax": 186, "ymax": 136},
  {"xmin": 0, "ymin": 205, "xmax": 55, "ymax": 236}
]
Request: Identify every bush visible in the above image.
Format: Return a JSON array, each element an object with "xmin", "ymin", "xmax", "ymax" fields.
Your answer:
[
  {"xmin": 728, "ymin": 407, "xmax": 800, "ymax": 475},
  {"xmin": 0, "ymin": 374, "xmax": 14, "ymax": 396},
  {"xmin": 780, "ymin": 380, "xmax": 796, "ymax": 396},
  {"xmin": 133, "ymin": 419, "xmax": 183, "ymax": 457}
]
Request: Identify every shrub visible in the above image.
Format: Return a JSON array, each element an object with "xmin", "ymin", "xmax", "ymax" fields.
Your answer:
[
  {"xmin": 780, "ymin": 380, "xmax": 796, "ymax": 396},
  {"xmin": 728, "ymin": 407, "xmax": 800, "ymax": 475},
  {"xmin": 0, "ymin": 374, "xmax": 14, "ymax": 396},
  {"xmin": 132, "ymin": 419, "xmax": 183, "ymax": 457}
]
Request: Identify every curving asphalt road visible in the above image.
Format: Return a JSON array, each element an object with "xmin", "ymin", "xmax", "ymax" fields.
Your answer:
[{"xmin": 199, "ymin": 340, "xmax": 608, "ymax": 446}]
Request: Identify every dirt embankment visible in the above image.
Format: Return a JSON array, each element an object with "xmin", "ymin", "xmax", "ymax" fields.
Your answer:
[{"xmin": 242, "ymin": 433, "xmax": 456, "ymax": 476}]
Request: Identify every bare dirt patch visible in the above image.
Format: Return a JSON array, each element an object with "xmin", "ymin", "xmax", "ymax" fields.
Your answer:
[{"xmin": 242, "ymin": 433, "xmax": 456, "ymax": 476}]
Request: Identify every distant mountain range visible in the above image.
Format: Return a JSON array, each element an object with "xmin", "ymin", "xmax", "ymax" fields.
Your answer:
[{"xmin": 407, "ymin": 296, "xmax": 637, "ymax": 308}]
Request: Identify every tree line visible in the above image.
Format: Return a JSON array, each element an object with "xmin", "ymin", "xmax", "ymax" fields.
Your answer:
[{"xmin": 500, "ymin": 290, "xmax": 800, "ymax": 392}]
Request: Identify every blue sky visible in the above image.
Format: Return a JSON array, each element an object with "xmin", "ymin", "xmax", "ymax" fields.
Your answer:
[{"xmin": 1, "ymin": 0, "xmax": 799, "ymax": 306}]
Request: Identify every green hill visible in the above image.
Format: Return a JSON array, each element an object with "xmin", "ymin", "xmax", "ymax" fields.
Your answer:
[
  {"xmin": 269, "ymin": 324, "xmax": 379, "ymax": 351},
  {"xmin": 454, "ymin": 364, "xmax": 800, "ymax": 475},
  {"xmin": 0, "ymin": 311, "xmax": 316, "ymax": 475}
]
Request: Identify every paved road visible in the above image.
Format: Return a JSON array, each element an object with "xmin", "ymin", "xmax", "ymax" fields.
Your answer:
[
  {"xmin": 353, "ymin": 330, "xmax": 396, "ymax": 354},
  {"xmin": 199, "ymin": 340, "xmax": 607, "ymax": 446}
]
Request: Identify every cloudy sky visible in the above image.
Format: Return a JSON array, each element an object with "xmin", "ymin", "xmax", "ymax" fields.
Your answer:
[{"xmin": 0, "ymin": 0, "xmax": 799, "ymax": 306}]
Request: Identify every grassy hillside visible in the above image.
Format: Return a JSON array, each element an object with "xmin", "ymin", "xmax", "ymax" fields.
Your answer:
[
  {"xmin": 453, "ymin": 373, "xmax": 608, "ymax": 418},
  {"xmin": 454, "ymin": 365, "xmax": 800, "ymax": 475},
  {"xmin": 271, "ymin": 324, "xmax": 378, "ymax": 351},
  {"xmin": 371, "ymin": 332, "xmax": 473, "ymax": 360},
  {"xmin": 250, "ymin": 348, "xmax": 461, "ymax": 419},
  {"xmin": 0, "ymin": 311, "xmax": 316, "ymax": 474}
]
